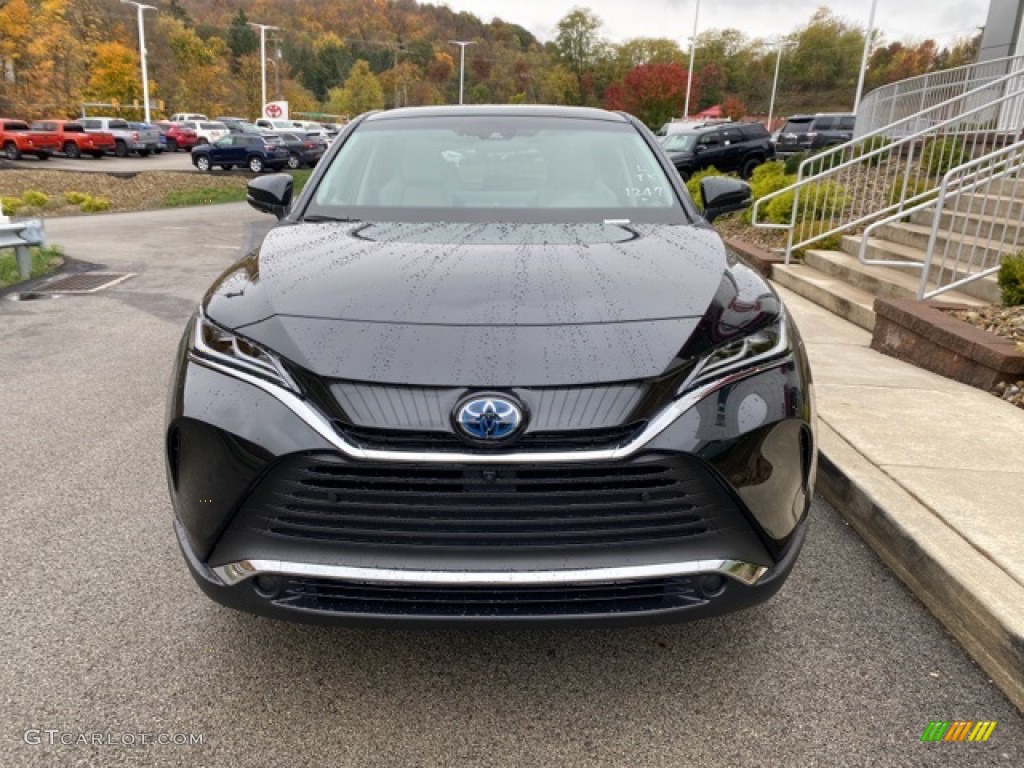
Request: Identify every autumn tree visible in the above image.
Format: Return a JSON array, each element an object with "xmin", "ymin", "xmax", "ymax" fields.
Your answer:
[
  {"xmin": 603, "ymin": 63, "xmax": 691, "ymax": 130},
  {"xmin": 326, "ymin": 59, "xmax": 383, "ymax": 116},
  {"xmin": 85, "ymin": 42, "xmax": 141, "ymax": 106},
  {"xmin": 554, "ymin": 7, "xmax": 607, "ymax": 102}
]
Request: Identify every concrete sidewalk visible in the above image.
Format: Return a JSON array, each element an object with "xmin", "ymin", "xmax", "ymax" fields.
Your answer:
[{"xmin": 776, "ymin": 284, "xmax": 1024, "ymax": 711}]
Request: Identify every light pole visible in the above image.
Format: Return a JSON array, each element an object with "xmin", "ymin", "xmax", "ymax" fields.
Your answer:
[
  {"xmin": 121, "ymin": 1, "xmax": 156, "ymax": 124},
  {"xmin": 449, "ymin": 40, "xmax": 476, "ymax": 105},
  {"xmin": 767, "ymin": 40, "xmax": 793, "ymax": 130},
  {"xmin": 683, "ymin": 0, "xmax": 701, "ymax": 119},
  {"xmin": 853, "ymin": 0, "xmax": 879, "ymax": 114},
  {"xmin": 248, "ymin": 22, "xmax": 280, "ymax": 117}
]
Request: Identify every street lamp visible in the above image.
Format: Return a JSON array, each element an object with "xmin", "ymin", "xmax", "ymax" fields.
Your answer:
[
  {"xmin": 767, "ymin": 39, "xmax": 794, "ymax": 130},
  {"xmin": 121, "ymin": 1, "xmax": 156, "ymax": 124},
  {"xmin": 448, "ymin": 40, "xmax": 476, "ymax": 105},
  {"xmin": 683, "ymin": 0, "xmax": 701, "ymax": 119},
  {"xmin": 853, "ymin": 0, "xmax": 879, "ymax": 114},
  {"xmin": 248, "ymin": 22, "xmax": 280, "ymax": 117}
]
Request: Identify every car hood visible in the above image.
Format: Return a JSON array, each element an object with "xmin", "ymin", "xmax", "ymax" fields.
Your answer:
[{"xmin": 203, "ymin": 221, "xmax": 734, "ymax": 386}]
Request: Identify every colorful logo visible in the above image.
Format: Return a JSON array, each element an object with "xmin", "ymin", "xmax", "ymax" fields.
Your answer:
[{"xmin": 920, "ymin": 721, "xmax": 997, "ymax": 742}]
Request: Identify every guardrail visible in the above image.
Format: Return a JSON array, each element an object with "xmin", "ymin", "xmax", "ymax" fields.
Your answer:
[
  {"xmin": 0, "ymin": 216, "xmax": 46, "ymax": 280},
  {"xmin": 855, "ymin": 55, "xmax": 1024, "ymax": 138},
  {"xmin": 752, "ymin": 66, "xmax": 1024, "ymax": 263}
]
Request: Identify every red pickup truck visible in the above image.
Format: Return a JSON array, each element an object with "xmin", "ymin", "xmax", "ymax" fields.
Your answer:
[
  {"xmin": 0, "ymin": 117, "xmax": 60, "ymax": 160},
  {"xmin": 29, "ymin": 119, "xmax": 116, "ymax": 159}
]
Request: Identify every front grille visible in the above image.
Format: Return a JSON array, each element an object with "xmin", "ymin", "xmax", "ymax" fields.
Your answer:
[
  {"xmin": 273, "ymin": 576, "xmax": 706, "ymax": 616},
  {"xmin": 233, "ymin": 454, "xmax": 741, "ymax": 549},
  {"xmin": 335, "ymin": 421, "xmax": 645, "ymax": 452}
]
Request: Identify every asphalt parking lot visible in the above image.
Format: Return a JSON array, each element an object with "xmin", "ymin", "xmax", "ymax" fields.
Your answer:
[
  {"xmin": 1, "ymin": 205, "xmax": 1021, "ymax": 767},
  {"xmin": 16, "ymin": 149, "xmax": 197, "ymax": 173}
]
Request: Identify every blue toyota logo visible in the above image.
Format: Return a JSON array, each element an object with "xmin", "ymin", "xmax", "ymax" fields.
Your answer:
[{"xmin": 455, "ymin": 396, "xmax": 523, "ymax": 441}]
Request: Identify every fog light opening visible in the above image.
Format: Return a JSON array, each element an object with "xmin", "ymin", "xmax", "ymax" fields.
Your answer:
[
  {"xmin": 253, "ymin": 574, "xmax": 283, "ymax": 598},
  {"xmin": 700, "ymin": 573, "xmax": 727, "ymax": 598}
]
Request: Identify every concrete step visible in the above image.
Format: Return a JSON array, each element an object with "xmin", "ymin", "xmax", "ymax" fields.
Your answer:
[
  {"xmin": 803, "ymin": 249, "xmax": 989, "ymax": 306},
  {"xmin": 908, "ymin": 208, "xmax": 1024, "ymax": 243},
  {"xmin": 877, "ymin": 220, "xmax": 1023, "ymax": 259},
  {"xmin": 841, "ymin": 234, "xmax": 1001, "ymax": 304},
  {"xmin": 772, "ymin": 263, "xmax": 876, "ymax": 331},
  {"xmin": 937, "ymin": 192, "xmax": 1024, "ymax": 221}
]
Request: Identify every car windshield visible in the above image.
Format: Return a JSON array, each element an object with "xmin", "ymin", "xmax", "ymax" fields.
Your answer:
[
  {"xmin": 660, "ymin": 134, "xmax": 696, "ymax": 152},
  {"xmin": 307, "ymin": 115, "xmax": 685, "ymax": 224},
  {"xmin": 781, "ymin": 118, "xmax": 813, "ymax": 133}
]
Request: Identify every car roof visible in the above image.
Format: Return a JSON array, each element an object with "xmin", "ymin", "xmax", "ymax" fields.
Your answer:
[
  {"xmin": 785, "ymin": 112, "xmax": 854, "ymax": 119},
  {"xmin": 366, "ymin": 105, "xmax": 629, "ymax": 123}
]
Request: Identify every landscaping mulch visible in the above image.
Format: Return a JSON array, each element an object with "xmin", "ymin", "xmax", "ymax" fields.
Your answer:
[{"xmin": 0, "ymin": 169, "xmax": 248, "ymax": 215}]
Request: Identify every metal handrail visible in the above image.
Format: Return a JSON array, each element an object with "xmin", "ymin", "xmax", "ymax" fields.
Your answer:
[
  {"xmin": 855, "ymin": 54, "xmax": 1024, "ymax": 137},
  {"xmin": 752, "ymin": 65, "xmax": 1024, "ymax": 263}
]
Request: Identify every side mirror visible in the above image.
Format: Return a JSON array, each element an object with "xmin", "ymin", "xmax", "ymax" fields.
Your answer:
[
  {"xmin": 247, "ymin": 174, "xmax": 293, "ymax": 220},
  {"xmin": 693, "ymin": 144, "xmax": 706, "ymax": 153},
  {"xmin": 700, "ymin": 176, "xmax": 752, "ymax": 224}
]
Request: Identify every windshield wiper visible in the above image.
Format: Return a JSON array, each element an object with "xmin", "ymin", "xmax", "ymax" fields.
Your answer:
[{"xmin": 302, "ymin": 214, "xmax": 362, "ymax": 223}]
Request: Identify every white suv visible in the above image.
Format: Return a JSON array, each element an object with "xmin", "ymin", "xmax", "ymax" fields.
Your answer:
[
  {"xmin": 182, "ymin": 120, "xmax": 229, "ymax": 146},
  {"xmin": 169, "ymin": 113, "xmax": 208, "ymax": 122}
]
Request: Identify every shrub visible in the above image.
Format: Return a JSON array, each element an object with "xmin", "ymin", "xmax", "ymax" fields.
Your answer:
[
  {"xmin": 685, "ymin": 166, "xmax": 726, "ymax": 210},
  {"xmin": 763, "ymin": 180, "xmax": 848, "ymax": 224},
  {"xmin": 80, "ymin": 195, "xmax": 111, "ymax": 213},
  {"xmin": 64, "ymin": 191, "xmax": 89, "ymax": 205},
  {"xmin": 887, "ymin": 176, "xmax": 937, "ymax": 208},
  {"xmin": 2, "ymin": 196, "xmax": 22, "ymax": 216},
  {"xmin": 744, "ymin": 163, "xmax": 795, "ymax": 223},
  {"xmin": 920, "ymin": 137, "xmax": 967, "ymax": 178},
  {"xmin": 803, "ymin": 148, "xmax": 845, "ymax": 175},
  {"xmin": 783, "ymin": 152, "xmax": 808, "ymax": 175},
  {"xmin": 998, "ymin": 251, "xmax": 1024, "ymax": 306},
  {"xmin": 854, "ymin": 135, "xmax": 892, "ymax": 167},
  {"xmin": 21, "ymin": 190, "xmax": 49, "ymax": 207},
  {"xmin": 792, "ymin": 220, "xmax": 843, "ymax": 252}
]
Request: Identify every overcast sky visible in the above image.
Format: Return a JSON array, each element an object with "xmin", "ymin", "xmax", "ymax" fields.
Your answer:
[{"xmin": 441, "ymin": 0, "xmax": 989, "ymax": 48}]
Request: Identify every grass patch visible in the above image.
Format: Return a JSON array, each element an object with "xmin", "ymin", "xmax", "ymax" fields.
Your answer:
[
  {"xmin": 161, "ymin": 169, "xmax": 314, "ymax": 209},
  {"xmin": 0, "ymin": 245, "xmax": 64, "ymax": 288},
  {"xmin": 162, "ymin": 185, "xmax": 248, "ymax": 208}
]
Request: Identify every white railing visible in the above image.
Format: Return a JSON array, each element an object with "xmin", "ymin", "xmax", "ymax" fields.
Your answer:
[
  {"xmin": 752, "ymin": 65, "xmax": 1024, "ymax": 263},
  {"xmin": 856, "ymin": 55, "xmax": 1024, "ymax": 137}
]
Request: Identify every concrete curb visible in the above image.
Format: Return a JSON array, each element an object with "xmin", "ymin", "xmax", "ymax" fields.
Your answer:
[{"xmin": 815, "ymin": 420, "xmax": 1024, "ymax": 712}]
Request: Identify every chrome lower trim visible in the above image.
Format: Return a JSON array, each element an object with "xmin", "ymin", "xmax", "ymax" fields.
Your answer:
[
  {"xmin": 187, "ymin": 351, "xmax": 791, "ymax": 465},
  {"xmin": 212, "ymin": 559, "xmax": 769, "ymax": 588}
]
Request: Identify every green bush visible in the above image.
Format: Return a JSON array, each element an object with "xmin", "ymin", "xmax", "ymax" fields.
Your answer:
[
  {"xmin": 921, "ymin": 137, "xmax": 967, "ymax": 178},
  {"xmin": 685, "ymin": 166, "xmax": 726, "ymax": 210},
  {"xmin": 763, "ymin": 180, "xmax": 848, "ymax": 224},
  {"xmin": 803, "ymin": 148, "xmax": 845, "ymax": 175},
  {"xmin": 64, "ymin": 191, "xmax": 89, "ymax": 205},
  {"xmin": 21, "ymin": 190, "xmax": 49, "ymax": 207},
  {"xmin": 2, "ymin": 196, "xmax": 22, "ymax": 216},
  {"xmin": 783, "ymin": 152, "xmax": 808, "ymax": 175},
  {"xmin": 80, "ymin": 195, "xmax": 111, "ymax": 213},
  {"xmin": 887, "ymin": 176, "xmax": 937, "ymax": 208},
  {"xmin": 998, "ymin": 251, "xmax": 1024, "ymax": 306},
  {"xmin": 854, "ymin": 135, "xmax": 892, "ymax": 167},
  {"xmin": 744, "ymin": 163, "xmax": 795, "ymax": 223}
]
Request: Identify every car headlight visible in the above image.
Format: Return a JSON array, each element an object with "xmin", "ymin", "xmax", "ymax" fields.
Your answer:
[
  {"xmin": 189, "ymin": 312, "xmax": 300, "ymax": 393},
  {"xmin": 681, "ymin": 312, "xmax": 790, "ymax": 393}
]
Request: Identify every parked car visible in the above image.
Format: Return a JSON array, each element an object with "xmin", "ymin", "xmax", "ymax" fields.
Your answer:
[
  {"xmin": 181, "ymin": 120, "xmax": 230, "ymax": 146},
  {"xmin": 276, "ymin": 131, "xmax": 327, "ymax": 169},
  {"xmin": 215, "ymin": 117, "xmax": 266, "ymax": 135},
  {"xmin": 166, "ymin": 105, "xmax": 816, "ymax": 627},
  {"xmin": 660, "ymin": 121, "xmax": 775, "ymax": 180},
  {"xmin": 126, "ymin": 121, "xmax": 164, "ymax": 155},
  {"xmin": 190, "ymin": 133, "xmax": 289, "ymax": 172},
  {"xmin": 78, "ymin": 116, "xmax": 159, "ymax": 157},
  {"xmin": 774, "ymin": 113, "xmax": 856, "ymax": 157},
  {"xmin": 30, "ymin": 119, "xmax": 115, "ymax": 159},
  {"xmin": 169, "ymin": 112, "xmax": 207, "ymax": 122},
  {"xmin": 155, "ymin": 121, "xmax": 198, "ymax": 152},
  {"xmin": 255, "ymin": 118, "xmax": 302, "ymax": 133},
  {"xmin": 0, "ymin": 117, "xmax": 60, "ymax": 160}
]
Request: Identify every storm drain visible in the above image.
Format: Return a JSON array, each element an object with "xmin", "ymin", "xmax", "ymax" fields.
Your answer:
[{"xmin": 36, "ymin": 272, "xmax": 135, "ymax": 294}]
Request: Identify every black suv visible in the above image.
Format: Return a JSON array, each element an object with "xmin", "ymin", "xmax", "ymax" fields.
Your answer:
[
  {"xmin": 774, "ymin": 113, "xmax": 855, "ymax": 157},
  {"xmin": 659, "ymin": 122, "xmax": 775, "ymax": 180}
]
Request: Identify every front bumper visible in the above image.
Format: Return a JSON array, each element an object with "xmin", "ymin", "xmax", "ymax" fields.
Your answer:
[{"xmin": 167, "ymin": 326, "xmax": 815, "ymax": 626}]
